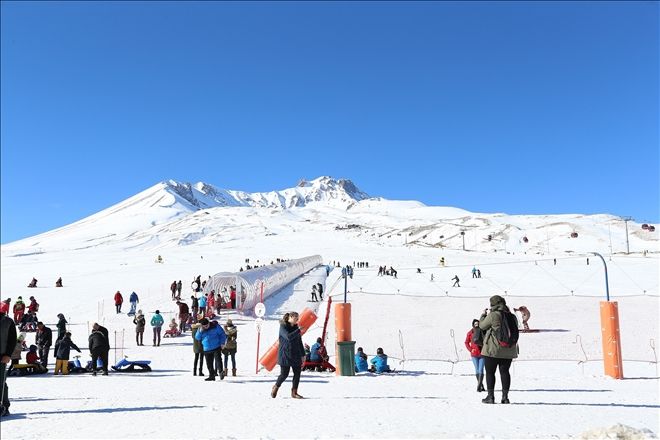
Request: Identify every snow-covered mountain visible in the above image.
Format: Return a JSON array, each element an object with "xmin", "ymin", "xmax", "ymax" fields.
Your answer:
[{"xmin": 1, "ymin": 176, "xmax": 658, "ymax": 256}]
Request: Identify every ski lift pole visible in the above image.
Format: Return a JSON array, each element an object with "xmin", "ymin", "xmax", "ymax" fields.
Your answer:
[
  {"xmin": 255, "ymin": 282, "xmax": 264, "ymax": 374},
  {"xmin": 592, "ymin": 252, "xmax": 610, "ymax": 301},
  {"xmin": 342, "ymin": 267, "xmax": 348, "ymax": 303}
]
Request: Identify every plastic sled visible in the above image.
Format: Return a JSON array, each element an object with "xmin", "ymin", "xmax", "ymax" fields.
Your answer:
[
  {"xmin": 302, "ymin": 359, "xmax": 336, "ymax": 373},
  {"xmin": 163, "ymin": 329, "xmax": 181, "ymax": 338},
  {"xmin": 111, "ymin": 358, "xmax": 152, "ymax": 373},
  {"xmin": 9, "ymin": 364, "xmax": 48, "ymax": 376}
]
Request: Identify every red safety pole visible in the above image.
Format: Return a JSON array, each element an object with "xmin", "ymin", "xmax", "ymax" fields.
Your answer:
[{"xmin": 255, "ymin": 282, "xmax": 264, "ymax": 374}]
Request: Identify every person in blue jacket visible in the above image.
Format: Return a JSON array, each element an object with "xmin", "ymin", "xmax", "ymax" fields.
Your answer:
[
  {"xmin": 195, "ymin": 318, "xmax": 226, "ymax": 381},
  {"xmin": 369, "ymin": 347, "xmax": 391, "ymax": 373},
  {"xmin": 309, "ymin": 337, "xmax": 322, "ymax": 362},
  {"xmin": 151, "ymin": 310, "xmax": 164, "ymax": 346},
  {"xmin": 355, "ymin": 346, "xmax": 369, "ymax": 372},
  {"xmin": 198, "ymin": 294, "xmax": 207, "ymax": 316},
  {"xmin": 271, "ymin": 312, "xmax": 306, "ymax": 399},
  {"xmin": 128, "ymin": 292, "xmax": 139, "ymax": 315}
]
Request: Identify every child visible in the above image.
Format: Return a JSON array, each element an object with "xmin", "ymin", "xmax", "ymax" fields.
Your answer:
[
  {"xmin": 355, "ymin": 347, "xmax": 369, "ymax": 373},
  {"xmin": 26, "ymin": 345, "xmax": 39, "ymax": 365},
  {"xmin": 369, "ymin": 347, "xmax": 391, "ymax": 373}
]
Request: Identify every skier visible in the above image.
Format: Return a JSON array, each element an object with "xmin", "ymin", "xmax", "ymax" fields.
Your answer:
[{"xmin": 452, "ymin": 275, "xmax": 460, "ymax": 287}]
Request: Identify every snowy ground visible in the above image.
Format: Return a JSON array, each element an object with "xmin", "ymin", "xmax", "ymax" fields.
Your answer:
[{"xmin": 1, "ymin": 230, "xmax": 659, "ymax": 438}]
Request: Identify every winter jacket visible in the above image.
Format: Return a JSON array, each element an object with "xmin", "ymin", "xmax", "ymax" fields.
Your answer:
[
  {"xmin": 57, "ymin": 317, "xmax": 68, "ymax": 339},
  {"xmin": 277, "ymin": 322, "xmax": 305, "ymax": 367},
  {"xmin": 88, "ymin": 330, "xmax": 110, "ymax": 353},
  {"xmin": 28, "ymin": 299, "xmax": 39, "ymax": 313},
  {"xmin": 223, "ymin": 325, "xmax": 237, "ymax": 352},
  {"xmin": 178, "ymin": 302, "xmax": 189, "ymax": 316},
  {"xmin": 370, "ymin": 354, "xmax": 390, "ymax": 373},
  {"xmin": 55, "ymin": 336, "xmax": 81, "ymax": 360},
  {"xmin": 129, "ymin": 292, "xmax": 139, "ymax": 303},
  {"xmin": 114, "ymin": 292, "xmax": 123, "ymax": 305},
  {"xmin": 355, "ymin": 352, "xmax": 369, "ymax": 372},
  {"xmin": 151, "ymin": 313, "xmax": 164, "ymax": 328},
  {"xmin": 198, "ymin": 296, "xmax": 207, "ymax": 308},
  {"xmin": 465, "ymin": 328, "xmax": 482, "ymax": 357},
  {"xmin": 36, "ymin": 326, "xmax": 53, "ymax": 347},
  {"xmin": 479, "ymin": 304, "xmax": 519, "ymax": 359},
  {"xmin": 191, "ymin": 297, "xmax": 199, "ymax": 309},
  {"xmin": 191, "ymin": 326, "xmax": 203, "ymax": 354},
  {"xmin": 194, "ymin": 321, "xmax": 227, "ymax": 352},
  {"xmin": 0, "ymin": 314, "xmax": 18, "ymax": 359},
  {"xmin": 133, "ymin": 314, "xmax": 146, "ymax": 332},
  {"xmin": 11, "ymin": 340, "xmax": 22, "ymax": 361},
  {"xmin": 13, "ymin": 301, "xmax": 25, "ymax": 313},
  {"xmin": 310, "ymin": 342, "xmax": 322, "ymax": 362}
]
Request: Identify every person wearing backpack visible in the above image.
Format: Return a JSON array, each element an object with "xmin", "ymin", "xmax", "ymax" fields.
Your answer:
[
  {"xmin": 465, "ymin": 319, "xmax": 485, "ymax": 392},
  {"xmin": 479, "ymin": 295, "xmax": 518, "ymax": 404}
]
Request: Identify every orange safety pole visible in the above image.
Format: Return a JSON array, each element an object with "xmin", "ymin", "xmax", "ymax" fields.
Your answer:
[
  {"xmin": 259, "ymin": 308, "xmax": 317, "ymax": 371},
  {"xmin": 600, "ymin": 301, "xmax": 623, "ymax": 379},
  {"xmin": 334, "ymin": 303, "xmax": 352, "ymax": 375}
]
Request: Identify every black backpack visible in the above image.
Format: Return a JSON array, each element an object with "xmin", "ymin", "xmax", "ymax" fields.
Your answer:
[{"xmin": 497, "ymin": 311, "xmax": 519, "ymax": 347}]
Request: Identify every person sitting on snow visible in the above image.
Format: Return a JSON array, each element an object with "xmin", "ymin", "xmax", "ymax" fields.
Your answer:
[
  {"xmin": 309, "ymin": 337, "xmax": 323, "ymax": 362},
  {"xmin": 369, "ymin": 347, "xmax": 391, "ymax": 373},
  {"xmin": 355, "ymin": 347, "xmax": 369, "ymax": 373}
]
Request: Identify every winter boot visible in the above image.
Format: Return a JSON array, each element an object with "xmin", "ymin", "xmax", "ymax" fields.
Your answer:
[
  {"xmin": 232, "ymin": 368, "xmax": 237, "ymax": 377},
  {"xmin": 219, "ymin": 369, "xmax": 225, "ymax": 380},
  {"xmin": 482, "ymin": 390, "xmax": 495, "ymax": 404},
  {"xmin": 223, "ymin": 368, "xmax": 228, "ymax": 378},
  {"xmin": 199, "ymin": 370, "xmax": 204, "ymax": 376},
  {"xmin": 193, "ymin": 368, "xmax": 197, "ymax": 376},
  {"xmin": 271, "ymin": 385, "xmax": 279, "ymax": 398},
  {"xmin": 205, "ymin": 376, "xmax": 215, "ymax": 381},
  {"xmin": 291, "ymin": 388, "xmax": 304, "ymax": 399},
  {"xmin": 477, "ymin": 374, "xmax": 485, "ymax": 392},
  {"xmin": 501, "ymin": 391, "xmax": 510, "ymax": 404}
]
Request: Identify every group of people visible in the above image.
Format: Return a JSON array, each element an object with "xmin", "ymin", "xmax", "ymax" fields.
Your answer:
[
  {"xmin": 465, "ymin": 295, "xmax": 520, "ymax": 404},
  {"xmin": 309, "ymin": 283, "xmax": 324, "ymax": 302},
  {"xmin": 3, "ymin": 296, "xmax": 39, "ymax": 331},
  {"xmin": 26, "ymin": 277, "xmax": 63, "ymax": 288},
  {"xmin": 377, "ymin": 266, "xmax": 397, "ymax": 278},
  {"xmin": 354, "ymin": 346, "xmax": 391, "ymax": 373},
  {"xmin": 191, "ymin": 316, "xmax": 238, "ymax": 381}
]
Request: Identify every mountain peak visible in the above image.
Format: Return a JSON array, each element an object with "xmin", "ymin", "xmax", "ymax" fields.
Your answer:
[{"xmin": 159, "ymin": 176, "xmax": 370, "ymax": 211}]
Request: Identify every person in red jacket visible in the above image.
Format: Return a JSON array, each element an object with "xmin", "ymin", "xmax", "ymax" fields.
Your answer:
[
  {"xmin": 27, "ymin": 296, "xmax": 39, "ymax": 314},
  {"xmin": 465, "ymin": 318, "xmax": 485, "ymax": 392},
  {"xmin": 114, "ymin": 291, "xmax": 123, "ymax": 314},
  {"xmin": 13, "ymin": 297, "xmax": 26, "ymax": 324}
]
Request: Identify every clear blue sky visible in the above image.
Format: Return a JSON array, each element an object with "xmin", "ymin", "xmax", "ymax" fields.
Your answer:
[{"xmin": 1, "ymin": 1, "xmax": 658, "ymax": 244}]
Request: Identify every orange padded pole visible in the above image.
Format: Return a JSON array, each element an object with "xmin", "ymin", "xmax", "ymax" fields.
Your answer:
[
  {"xmin": 334, "ymin": 303, "xmax": 352, "ymax": 342},
  {"xmin": 600, "ymin": 301, "xmax": 623, "ymax": 379},
  {"xmin": 259, "ymin": 308, "xmax": 317, "ymax": 372}
]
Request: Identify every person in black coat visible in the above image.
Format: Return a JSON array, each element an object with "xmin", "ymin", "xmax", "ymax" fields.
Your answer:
[
  {"xmin": 35, "ymin": 322, "xmax": 53, "ymax": 368},
  {"xmin": 1, "ymin": 309, "xmax": 18, "ymax": 417},
  {"xmin": 56, "ymin": 313, "xmax": 67, "ymax": 341},
  {"xmin": 88, "ymin": 323, "xmax": 110, "ymax": 375},
  {"xmin": 271, "ymin": 312, "xmax": 306, "ymax": 399},
  {"xmin": 54, "ymin": 332, "xmax": 81, "ymax": 375}
]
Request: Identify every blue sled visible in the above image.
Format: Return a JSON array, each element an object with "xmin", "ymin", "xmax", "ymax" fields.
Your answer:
[{"xmin": 111, "ymin": 357, "xmax": 152, "ymax": 373}]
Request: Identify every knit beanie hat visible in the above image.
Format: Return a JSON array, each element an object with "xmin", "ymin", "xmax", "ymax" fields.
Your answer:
[{"xmin": 490, "ymin": 295, "xmax": 506, "ymax": 307}]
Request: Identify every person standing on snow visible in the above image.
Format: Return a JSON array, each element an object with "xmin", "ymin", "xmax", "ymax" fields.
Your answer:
[
  {"xmin": 472, "ymin": 267, "xmax": 478, "ymax": 278},
  {"xmin": 176, "ymin": 300, "xmax": 190, "ymax": 333},
  {"xmin": 35, "ymin": 321, "xmax": 53, "ymax": 368},
  {"xmin": 129, "ymin": 292, "xmax": 139, "ymax": 315},
  {"xmin": 452, "ymin": 275, "xmax": 460, "ymax": 287},
  {"xmin": 54, "ymin": 332, "xmax": 81, "ymax": 375},
  {"xmin": 133, "ymin": 311, "xmax": 145, "ymax": 346},
  {"xmin": 151, "ymin": 310, "xmax": 164, "ymax": 346},
  {"xmin": 222, "ymin": 319, "xmax": 237, "ymax": 377},
  {"xmin": 514, "ymin": 306, "xmax": 531, "ymax": 331},
  {"xmin": 465, "ymin": 319, "xmax": 485, "ymax": 392},
  {"xmin": 56, "ymin": 313, "xmax": 67, "ymax": 341},
  {"xmin": 191, "ymin": 322, "xmax": 205, "ymax": 376},
  {"xmin": 114, "ymin": 291, "xmax": 123, "ymax": 314},
  {"xmin": 12, "ymin": 297, "xmax": 25, "ymax": 324},
  {"xmin": 271, "ymin": 312, "xmax": 306, "ymax": 399},
  {"xmin": 195, "ymin": 318, "xmax": 226, "ymax": 381},
  {"xmin": 88, "ymin": 323, "xmax": 110, "ymax": 376},
  {"xmin": 0, "ymin": 304, "xmax": 17, "ymax": 417},
  {"xmin": 176, "ymin": 280, "xmax": 183, "ymax": 298},
  {"xmin": 170, "ymin": 281, "xmax": 178, "ymax": 300},
  {"xmin": 479, "ymin": 295, "xmax": 518, "ymax": 404}
]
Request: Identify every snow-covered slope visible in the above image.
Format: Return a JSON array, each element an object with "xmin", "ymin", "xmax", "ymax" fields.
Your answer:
[{"xmin": 1, "ymin": 177, "xmax": 658, "ymax": 439}]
